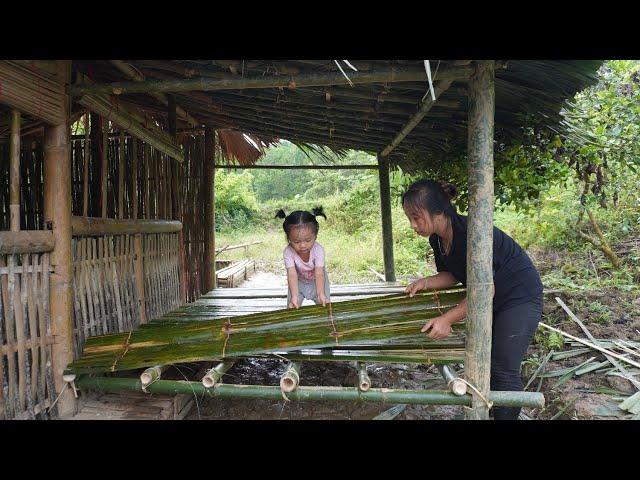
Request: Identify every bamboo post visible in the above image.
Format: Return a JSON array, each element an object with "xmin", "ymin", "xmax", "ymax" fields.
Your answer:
[
  {"xmin": 464, "ymin": 60, "xmax": 495, "ymax": 420},
  {"xmin": 131, "ymin": 139, "xmax": 147, "ymax": 325},
  {"xmin": 140, "ymin": 365, "xmax": 167, "ymax": 388},
  {"xmin": 43, "ymin": 60, "xmax": 75, "ymax": 417},
  {"xmin": 203, "ymin": 127, "xmax": 216, "ymax": 293},
  {"xmin": 377, "ymin": 154, "xmax": 395, "ymax": 282},
  {"xmin": 437, "ymin": 364, "xmax": 468, "ymax": 396},
  {"xmin": 202, "ymin": 360, "xmax": 236, "ymax": 388},
  {"xmin": 356, "ymin": 362, "xmax": 371, "ymax": 392},
  {"xmin": 10, "ymin": 110, "xmax": 21, "ymax": 231},
  {"xmin": 100, "ymin": 117, "xmax": 108, "ymax": 218},
  {"xmin": 280, "ymin": 361, "xmax": 301, "ymax": 393},
  {"xmin": 82, "ymin": 110, "xmax": 90, "ymax": 217},
  {"xmin": 118, "ymin": 131, "xmax": 125, "ymax": 219}
]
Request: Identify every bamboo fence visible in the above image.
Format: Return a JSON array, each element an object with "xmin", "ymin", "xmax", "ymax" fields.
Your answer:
[{"xmin": 0, "ymin": 251, "xmax": 55, "ymax": 419}]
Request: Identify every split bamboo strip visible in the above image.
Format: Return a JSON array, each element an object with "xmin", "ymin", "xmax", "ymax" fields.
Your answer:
[
  {"xmin": 118, "ymin": 131, "xmax": 125, "ymax": 219},
  {"xmin": 67, "ymin": 290, "xmax": 466, "ymax": 374},
  {"xmin": 76, "ymin": 376, "xmax": 545, "ymax": 409},
  {"xmin": 280, "ymin": 361, "xmax": 301, "ymax": 393},
  {"xmin": 10, "ymin": 110, "xmax": 21, "ymax": 231}
]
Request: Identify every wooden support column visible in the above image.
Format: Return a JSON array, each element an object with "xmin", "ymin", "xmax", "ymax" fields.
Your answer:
[
  {"xmin": 118, "ymin": 130, "xmax": 125, "ymax": 219},
  {"xmin": 464, "ymin": 60, "xmax": 495, "ymax": 420},
  {"xmin": 43, "ymin": 60, "xmax": 75, "ymax": 417},
  {"xmin": 377, "ymin": 154, "xmax": 395, "ymax": 282},
  {"xmin": 203, "ymin": 127, "xmax": 216, "ymax": 293}
]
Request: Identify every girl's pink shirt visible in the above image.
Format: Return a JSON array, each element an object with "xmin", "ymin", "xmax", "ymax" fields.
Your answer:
[{"xmin": 283, "ymin": 242, "xmax": 325, "ymax": 282}]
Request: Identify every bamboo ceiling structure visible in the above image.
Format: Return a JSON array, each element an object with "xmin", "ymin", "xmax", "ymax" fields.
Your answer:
[{"xmin": 60, "ymin": 59, "xmax": 601, "ymax": 170}]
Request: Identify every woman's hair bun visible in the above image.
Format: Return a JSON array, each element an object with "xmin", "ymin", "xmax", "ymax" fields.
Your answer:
[
  {"xmin": 440, "ymin": 182, "xmax": 458, "ymax": 200},
  {"xmin": 275, "ymin": 209, "xmax": 287, "ymax": 219},
  {"xmin": 312, "ymin": 206, "xmax": 326, "ymax": 220}
]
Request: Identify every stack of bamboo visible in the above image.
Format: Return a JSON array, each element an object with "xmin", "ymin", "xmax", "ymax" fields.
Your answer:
[
  {"xmin": 66, "ymin": 289, "xmax": 466, "ymax": 375},
  {"xmin": 0, "ymin": 61, "xmax": 65, "ymax": 125}
]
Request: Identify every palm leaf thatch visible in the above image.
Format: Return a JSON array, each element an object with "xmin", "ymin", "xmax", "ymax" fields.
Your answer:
[
  {"xmin": 216, "ymin": 128, "xmax": 279, "ymax": 166},
  {"xmin": 66, "ymin": 289, "xmax": 466, "ymax": 375}
]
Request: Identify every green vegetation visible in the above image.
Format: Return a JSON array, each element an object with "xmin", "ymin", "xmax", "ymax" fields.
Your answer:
[{"xmin": 215, "ymin": 61, "xmax": 640, "ymax": 295}]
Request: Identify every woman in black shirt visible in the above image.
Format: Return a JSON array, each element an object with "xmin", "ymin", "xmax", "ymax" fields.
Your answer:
[{"xmin": 402, "ymin": 179, "xmax": 544, "ymax": 420}]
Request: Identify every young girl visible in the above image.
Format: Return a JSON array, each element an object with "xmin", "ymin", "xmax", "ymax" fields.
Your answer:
[
  {"xmin": 276, "ymin": 207, "xmax": 330, "ymax": 309},
  {"xmin": 402, "ymin": 179, "xmax": 544, "ymax": 420}
]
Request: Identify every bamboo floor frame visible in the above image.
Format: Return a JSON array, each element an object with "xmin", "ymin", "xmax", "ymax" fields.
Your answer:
[{"xmin": 72, "ymin": 285, "xmax": 545, "ymax": 411}]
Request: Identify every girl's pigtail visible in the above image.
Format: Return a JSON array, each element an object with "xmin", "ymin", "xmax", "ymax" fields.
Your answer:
[
  {"xmin": 312, "ymin": 206, "xmax": 326, "ymax": 220},
  {"xmin": 275, "ymin": 209, "xmax": 287, "ymax": 219}
]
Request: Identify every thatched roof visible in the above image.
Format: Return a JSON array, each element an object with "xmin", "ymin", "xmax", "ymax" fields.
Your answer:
[{"xmin": 6, "ymin": 60, "xmax": 603, "ymax": 169}]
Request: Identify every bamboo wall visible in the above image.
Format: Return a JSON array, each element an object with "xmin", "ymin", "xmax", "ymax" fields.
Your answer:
[
  {"xmin": 0, "ymin": 113, "xmax": 209, "ymax": 418},
  {"xmin": 0, "ymin": 252, "xmax": 56, "ymax": 419}
]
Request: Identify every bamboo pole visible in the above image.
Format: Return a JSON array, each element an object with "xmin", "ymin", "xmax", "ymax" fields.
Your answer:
[
  {"xmin": 140, "ymin": 364, "xmax": 167, "ymax": 388},
  {"xmin": 82, "ymin": 111, "xmax": 90, "ymax": 217},
  {"xmin": 380, "ymin": 80, "xmax": 454, "ymax": 157},
  {"xmin": 71, "ymin": 217, "xmax": 182, "ymax": 236},
  {"xmin": 69, "ymin": 66, "xmax": 472, "ymax": 96},
  {"xmin": 356, "ymin": 362, "xmax": 371, "ymax": 392},
  {"xmin": 0, "ymin": 231, "xmax": 55, "ymax": 254},
  {"xmin": 100, "ymin": 117, "xmax": 108, "ymax": 218},
  {"xmin": 280, "ymin": 361, "xmax": 301, "ymax": 393},
  {"xmin": 203, "ymin": 127, "xmax": 215, "ymax": 293},
  {"xmin": 437, "ymin": 364, "xmax": 467, "ymax": 396},
  {"xmin": 109, "ymin": 60, "xmax": 200, "ymax": 128},
  {"xmin": 10, "ymin": 110, "xmax": 21, "ymax": 231},
  {"xmin": 464, "ymin": 61, "xmax": 495, "ymax": 420},
  {"xmin": 202, "ymin": 360, "xmax": 236, "ymax": 388},
  {"xmin": 76, "ymin": 376, "xmax": 545, "ymax": 409},
  {"xmin": 377, "ymin": 154, "xmax": 395, "ymax": 282},
  {"xmin": 213, "ymin": 164, "xmax": 378, "ymax": 170},
  {"xmin": 118, "ymin": 131, "xmax": 125, "ymax": 219},
  {"xmin": 131, "ymin": 139, "xmax": 147, "ymax": 325},
  {"xmin": 78, "ymin": 95, "xmax": 184, "ymax": 163},
  {"xmin": 43, "ymin": 60, "xmax": 75, "ymax": 417}
]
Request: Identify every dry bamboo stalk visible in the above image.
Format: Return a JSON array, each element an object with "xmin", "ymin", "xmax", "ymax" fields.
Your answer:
[
  {"xmin": 540, "ymin": 323, "xmax": 640, "ymax": 369},
  {"xmin": 70, "ymin": 242, "xmax": 83, "ymax": 353},
  {"xmin": 84, "ymin": 239, "xmax": 98, "ymax": 338},
  {"xmin": 140, "ymin": 364, "xmax": 168, "ymax": 388},
  {"xmin": 0, "ymin": 278, "xmax": 5, "ymax": 418},
  {"xmin": 89, "ymin": 239, "xmax": 105, "ymax": 335},
  {"xmin": 10, "ymin": 110, "xmax": 21, "ymax": 232},
  {"xmin": 8, "ymin": 255, "xmax": 26, "ymax": 411},
  {"xmin": 76, "ymin": 240, "xmax": 89, "ymax": 342},
  {"xmin": 144, "ymin": 144, "xmax": 150, "ymax": 219},
  {"xmin": 25, "ymin": 254, "xmax": 39, "ymax": 402},
  {"xmin": 106, "ymin": 237, "xmax": 124, "ymax": 332},
  {"xmin": 20, "ymin": 254, "xmax": 35, "ymax": 417},
  {"xmin": 118, "ymin": 131, "xmax": 125, "ymax": 219},
  {"xmin": 36, "ymin": 255, "xmax": 47, "ymax": 410},
  {"xmin": 82, "ymin": 111, "xmax": 90, "ymax": 216}
]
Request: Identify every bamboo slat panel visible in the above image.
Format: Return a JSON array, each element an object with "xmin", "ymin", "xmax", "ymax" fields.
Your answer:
[
  {"xmin": 142, "ymin": 233, "xmax": 182, "ymax": 321},
  {"xmin": 0, "ymin": 252, "xmax": 55, "ymax": 420}
]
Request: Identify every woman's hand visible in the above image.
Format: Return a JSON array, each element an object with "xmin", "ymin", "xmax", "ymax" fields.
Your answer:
[
  {"xmin": 405, "ymin": 277, "xmax": 428, "ymax": 297},
  {"xmin": 421, "ymin": 316, "xmax": 453, "ymax": 339}
]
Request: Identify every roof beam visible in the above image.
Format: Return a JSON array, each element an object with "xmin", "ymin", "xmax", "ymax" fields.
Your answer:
[
  {"xmin": 380, "ymin": 79, "xmax": 453, "ymax": 157},
  {"xmin": 68, "ymin": 65, "xmax": 472, "ymax": 96},
  {"xmin": 78, "ymin": 94, "xmax": 184, "ymax": 162},
  {"xmin": 110, "ymin": 60, "xmax": 202, "ymax": 128}
]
